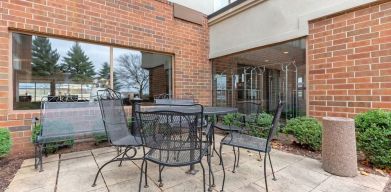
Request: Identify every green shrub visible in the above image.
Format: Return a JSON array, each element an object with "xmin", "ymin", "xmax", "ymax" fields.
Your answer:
[
  {"xmin": 222, "ymin": 113, "xmax": 243, "ymax": 126},
  {"xmin": 0, "ymin": 128, "xmax": 12, "ymax": 158},
  {"xmin": 248, "ymin": 113, "xmax": 274, "ymax": 138},
  {"xmin": 31, "ymin": 123, "xmax": 74, "ymax": 154},
  {"xmin": 283, "ymin": 117, "xmax": 322, "ymax": 151},
  {"xmin": 355, "ymin": 110, "xmax": 391, "ymax": 168},
  {"xmin": 94, "ymin": 120, "xmax": 107, "ymax": 144}
]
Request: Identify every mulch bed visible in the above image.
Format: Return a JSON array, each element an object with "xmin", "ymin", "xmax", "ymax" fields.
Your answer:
[
  {"xmin": 384, "ymin": 179, "xmax": 391, "ymax": 192},
  {"xmin": 0, "ymin": 154, "xmax": 25, "ymax": 192}
]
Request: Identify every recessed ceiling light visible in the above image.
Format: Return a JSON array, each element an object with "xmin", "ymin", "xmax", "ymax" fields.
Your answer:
[
  {"xmin": 283, "ymin": 51, "xmax": 289, "ymax": 54},
  {"xmin": 264, "ymin": 59, "xmax": 269, "ymax": 62}
]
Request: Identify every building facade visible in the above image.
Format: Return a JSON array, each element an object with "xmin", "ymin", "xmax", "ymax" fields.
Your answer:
[
  {"xmin": 0, "ymin": 0, "xmax": 390, "ymax": 154},
  {"xmin": 0, "ymin": 0, "xmax": 210, "ymax": 154}
]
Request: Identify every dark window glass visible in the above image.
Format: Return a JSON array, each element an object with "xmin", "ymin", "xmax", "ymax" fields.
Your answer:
[
  {"xmin": 113, "ymin": 48, "xmax": 172, "ymax": 105},
  {"xmin": 12, "ymin": 33, "xmax": 109, "ymax": 109},
  {"xmin": 12, "ymin": 32, "xmax": 173, "ymax": 109}
]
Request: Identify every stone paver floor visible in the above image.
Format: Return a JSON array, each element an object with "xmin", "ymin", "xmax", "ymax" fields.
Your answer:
[{"xmin": 5, "ymin": 135, "xmax": 389, "ymax": 192}]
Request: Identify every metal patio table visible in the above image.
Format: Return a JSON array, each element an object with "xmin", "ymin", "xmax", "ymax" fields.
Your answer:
[{"xmin": 140, "ymin": 106, "xmax": 238, "ymax": 174}]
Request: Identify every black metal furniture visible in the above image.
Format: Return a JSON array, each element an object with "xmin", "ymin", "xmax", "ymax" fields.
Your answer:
[
  {"xmin": 34, "ymin": 96, "xmax": 106, "ymax": 172},
  {"xmin": 142, "ymin": 106, "xmax": 238, "ymax": 172},
  {"xmin": 219, "ymin": 102, "xmax": 284, "ymax": 192},
  {"xmin": 136, "ymin": 104, "xmax": 213, "ymax": 192},
  {"xmin": 91, "ymin": 88, "xmax": 143, "ymax": 187},
  {"xmin": 154, "ymin": 98, "xmax": 195, "ymax": 105},
  {"xmin": 214, "ymin": 101, "xmax": 262, "ymax": 166}
]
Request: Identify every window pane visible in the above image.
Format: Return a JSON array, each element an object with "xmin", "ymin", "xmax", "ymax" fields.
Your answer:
[
  {"xmin": 12, "ymin": 33, "xmax": 110, "ymax": 110},
  {"xmin": 113, "ymin": 48, "xmax": 172, "ymax": 105},
  {"xmin": 212, "ymin": 38, "xmax": 307, "ymax": 119}
]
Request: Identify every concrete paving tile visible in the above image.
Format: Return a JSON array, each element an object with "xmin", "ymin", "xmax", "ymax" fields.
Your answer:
[
  {"xmin": 292, "ymin": 157, "xmax": 331, "ymax": 176},
  {"xmin": 61, "ymin": 150, "xmax": 92, "ymax": 160},
  {"xmin": 6, "ymin": 162, "xmax": 57, "ymax": 192},
  {"xmin": 212, "ymin": 169, "xmax": 256, "ymax": 192},
  {"xmin": 57, "ymin": 169, "xmax": 105, "ymax": 192},
  {"xmin": 60, "ymin": 156, "xmax": 98, "ymax": 172},
  {"xmin": 233, "ymin": 182, "xmax": 266, "ymax": 192},
  {"xmin": 7, "ymin": 147, "xmax": 388, "ymax": 192},
  {"xmin": 241, "ymin": 156, "xmax": 292, "ymax": 175},
  {"xmin": 13, "ymin": 161, "xmax": 58, "ymax": 180},
  {"xmin": 94, "ymin": 151, "xmax": 135, "ymax": 171},
  {"xmin": 21, "ymin": 154, "xmax": 59, "ymax": 168},
  {"xmin": 313, "ymin": 176, "xmax": 381, "ymax": 192},
  {"xmin": 254, "ymin": 174, "xmax": 313, "ymax": 192},
  {"xmin": 5, "ymin": 184, "xmax": 55, "ymax": 192},
  {"xmin": 107, "ymin": 178, "xmax": 161, "ymax": 192},
  {"xmin": 276, "ymin": 164, "xmax": 329, "ymax": 188},
  {"xmin": 270, "ymin": 150, "xmax": 305, "ymax": 163},
  {"xmin": 101, "ymin": 165, "xmax": 141, "ymax": 186},
  {"xmin": 91, "ymin": 146, "xmax": 117, "ymax": 156},
  {"xmin": 328, "ymin": 174, "xmax": 388, "ymax": 191},
  {"xmin": 146, "ymin": 166, "xmax": 196, "ymax": 190},
  {"xmin": 164, "ymin": 179, "xmax": 207, "ymax": 192},
  {"xmin": 87, "ymin": 186, "xmax": 109, "ymax": 192}
]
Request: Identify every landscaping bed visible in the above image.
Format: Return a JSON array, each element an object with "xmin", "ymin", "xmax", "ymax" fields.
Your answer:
[{"xmin": 0, "ymin": 154, "xmax": 24, "ymax": 192}]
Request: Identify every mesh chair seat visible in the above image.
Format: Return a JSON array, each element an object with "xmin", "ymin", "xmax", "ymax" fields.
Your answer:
[
  {"xmin": 145, "ymin": 143, "xmax": 209, "ymax": 166},
  {"xmin": 112, "ymin": 135, "xmax": 142, "ymax": 146},
  {"xmin": 214, "ymin": 122, "xmax": 242, "ymax": 132},
  {"xmin": 221, "ymin": 132, "xmax": 271, "ymax": 152}
]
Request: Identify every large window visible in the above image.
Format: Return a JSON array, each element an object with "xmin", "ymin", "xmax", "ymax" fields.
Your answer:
[
  {"xmin": 212, "ymin": 38, "xmax": 306, "ymax": 119},
  {"xmin": 12, "ymin": 32, "xmax": 172, "ymax": 110}
]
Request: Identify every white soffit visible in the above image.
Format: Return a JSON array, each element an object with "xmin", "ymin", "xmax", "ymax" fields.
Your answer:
[{"xmin": 209, "ymin": 0, "xmax": 377, "ymax": 59}]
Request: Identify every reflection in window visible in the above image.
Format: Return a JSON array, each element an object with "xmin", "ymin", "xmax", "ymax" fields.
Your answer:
[
  {"xmin": 12, "ymin": 33, "xmax": 109, "ymax": 109},
  {"xmin": 12, "ymin": 32, "xmax": 173, "ymax": 109},
  {"xmin": 113, "ymin": 48, "xmax": 172, "ymax": 105}
]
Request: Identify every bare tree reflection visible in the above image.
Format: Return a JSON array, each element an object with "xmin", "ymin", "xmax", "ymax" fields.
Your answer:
[{"xmin": 116, "ymin": 53, "xmax": 149, "ymax": 98}]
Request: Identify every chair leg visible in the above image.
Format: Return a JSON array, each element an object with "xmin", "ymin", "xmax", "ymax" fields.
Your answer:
[
  {"xmin": 200, "ymin": 162, "xmax": 206, "ymax": 192},
  {"xmin": 207, "ymin": 149, "xmax": 215, "ymax": 190},
  {"xmin": 138, "ymin": 160, "xmax": 145, "ymax": 192},
  {"xmin": 34, "ymin": 145, "xmax": 37, "ymax": 169},
  {"xmin": 232, "ymin": 146, "xmax": 237, "ymax": 173},
  {"xmin": 92, "ymin": 151, "xmax": 124, "ymax": 187},
  {"xmin": 38, "ymin": 144, "xmax": 43, "ymax": 172},
  {"xmin": 219, "ymin": 144, "xmax": 225, "ymax": 192},
  {"xmin": 236, "ymin": 147, "xmax": 240, "ymax": 168},
  {"xmin": 158, "ymin": 165, "xmax": 164, "ymax": 187},
  {"xmin": 268, "ymin": 152, "xmax": 276, "ymax": 181},
  {"xmin": 118, "ymin": 147, "xmax": 130, "ymax": 167},
  {"xmin": 264, "ymin": 153, "xmax": 269, "ymax": 192},
  {"xmin": 144, "ymin": 160, "xmax": 149, "ymax": 188}
]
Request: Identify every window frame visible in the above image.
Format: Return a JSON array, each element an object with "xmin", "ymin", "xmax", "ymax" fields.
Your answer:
[{"xmin": 9, "ymin": 31, "xmax": 174, "ymax": 112}]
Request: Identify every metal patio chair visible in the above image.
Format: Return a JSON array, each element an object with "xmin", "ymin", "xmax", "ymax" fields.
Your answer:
[
  {"xmin": 214, "ymin": 101, "xmax": 262, "ymax": 166},
  {"xmin": 91, "ymin": 88, "xmax": 143, "ymax": 187},
  {"xmin": 219, "ymin": 102, "xmax": 284, "ymax": 192},
  {"xmin": 136, "ymin": 104, "xmax": 213, "ymax": 192}
]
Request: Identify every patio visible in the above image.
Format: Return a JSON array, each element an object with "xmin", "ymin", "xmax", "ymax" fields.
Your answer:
[{"xmin": 5, "ymin": 135, "xmax": 388, "ymax": 192}]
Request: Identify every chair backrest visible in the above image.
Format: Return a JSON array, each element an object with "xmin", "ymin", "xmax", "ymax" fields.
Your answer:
[
  {"xmin": 136, "ymin": 104, "xmax": 204, "ymax": 163},
  {"xmin": 236, "ymin": 101, "xmax": 261, "ymax": 115},
  {"xmin": 97, "ymin": 88, "xmax": 138, "ymax": 145},
  {"xmin": 39, "ymin": 97, "xmax": 104, "ymax": 142},
  {"xmin": 154, "ymin": 99, "xmax": 195, "ymax": 106},
  {"xmin": 266, "ymin": 101, "xmax": 284, "ymax": 145}
]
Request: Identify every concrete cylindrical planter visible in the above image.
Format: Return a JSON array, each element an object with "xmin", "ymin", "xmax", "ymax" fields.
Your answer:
[{"xmin": 322, "ymin": 117, "xmax": 357, "ymax": 177}]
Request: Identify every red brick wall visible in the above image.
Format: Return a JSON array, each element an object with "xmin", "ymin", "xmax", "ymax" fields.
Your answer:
[
  {"xmin": 0, "ymin": 0, "xmax": 210, "ymax": 154},
  {"xmin": 308, "ymin": 1, "xmax": 391, "ymax": 119},
  {"xmin": 149, "ymin": 65, "xmax": 168, "ymax": 99}
]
